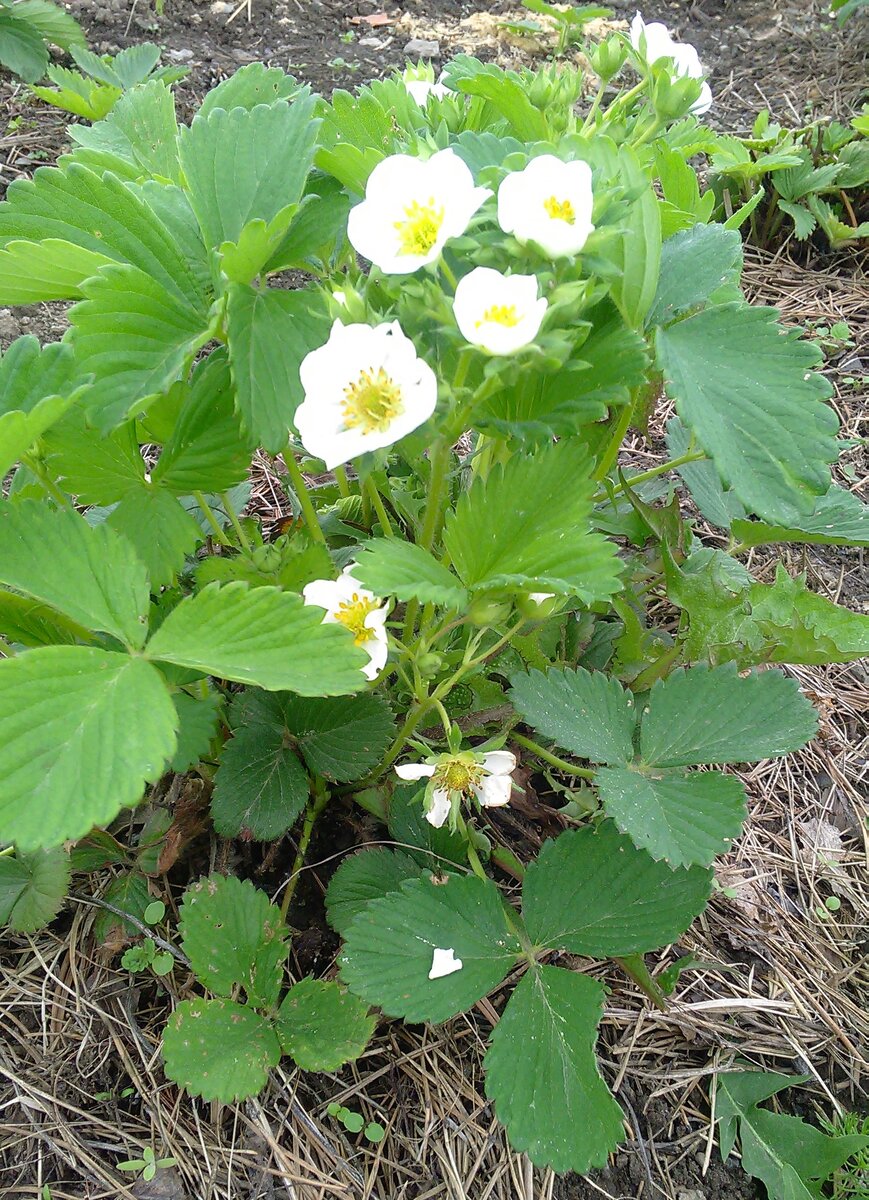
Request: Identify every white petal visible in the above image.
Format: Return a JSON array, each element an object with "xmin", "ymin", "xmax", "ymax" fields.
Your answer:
[
  {"xmin": 453, "ymin": 267, "xmax": 547, "ymax": 355},
  {"xmin": 482, "ymin": 750, "xmax": 517, "ymax": 777},
  {"xmin": 361, "ymin": 628, "xmax": 389, "ymax": 680},
  {"xmin": 474, "ymin": 773, "xmax": 513, "ymax": 808},
  {"xmin": 428, "ymin": 947, "xmax": 463, "ymax": 979},
  {"xmin": 529, "ymin": 592, "xmax": 554, "ymax": 605},
  {"xmin": 302, "ymin": 578, "xmax": 340, "ymax": 612},
  {"xmin": 425, "ymin": 788, "xmax": 452, "ymax": 828},
  {"xmin": 395, "ymin": 762, "xmax": 436, "ymax": 781},
  {"xmin": 691, "ymin": 81, "xmax": 713, "ymax": 115},
  {"xmin": 497, "ymin": 156, "xmax": 594, "ymax": 259}
]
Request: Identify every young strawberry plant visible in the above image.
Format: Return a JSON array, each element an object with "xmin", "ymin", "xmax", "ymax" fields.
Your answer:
[{"xmin": 1, "ymin": 17, "xmax": 867, "ymax": 1176}]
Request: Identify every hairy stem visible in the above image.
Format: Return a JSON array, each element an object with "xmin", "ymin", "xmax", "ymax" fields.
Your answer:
[
  {"xmin": 280, "ymin": 449, "xmax": 327, "ymax": 545},
  {"xmin": 279, "ymin": 779, "xmax": 330, "ymax": 922},
  {"xmin": 511, "ymin": 733, "xmax": 596, "ymax": 781},
  {"xmin": 220, "ymin": 491, "xmax": 252, "ymax": 553},
  {"xmin": 194, "ymin": 491, "xmax": 233, "ymax": 547}
]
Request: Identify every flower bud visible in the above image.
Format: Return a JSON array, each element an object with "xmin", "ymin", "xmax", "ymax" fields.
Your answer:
[
  {"xmin": 590, "ymin": 35, "xmax": 627, "ymax": 83},
  {"xmin": 467, "ymin": 596, "xmax": 513, "ymax": 626},
  {"xmin": 416, "ymin": 651, "xmax": 444, "ymax": 680}
]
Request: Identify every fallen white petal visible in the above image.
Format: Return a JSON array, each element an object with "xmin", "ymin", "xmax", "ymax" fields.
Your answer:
[{"xmin": 428, "ymin": 947, "xmax": 463, "ymax": 979}]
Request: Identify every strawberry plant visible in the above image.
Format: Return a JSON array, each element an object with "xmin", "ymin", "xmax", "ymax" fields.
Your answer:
[{"xmin": 0, "ymin": 19, "xmax": 867, "ymax": 1176}]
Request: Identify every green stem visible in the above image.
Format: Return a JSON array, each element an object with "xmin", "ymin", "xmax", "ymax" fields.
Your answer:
[
  {"xmin": 632, "ymin": 116, "xmax": 665, "ymax": 147},
  {"xmin": 220, "ymin": 491, "xmax": 252, "ymax": 553},
  {"xmin": 23, "ymin": 456, "xmax": 73, "ymax": 510},
  {"xmin": 334, "ymin": 465, "xmax": 351, "ymax": 499},
  {"xmin": 592, "ymin": 449, "xmax": 707, "ymax": 503},
  {"xmin": 378, "ymin": 700, "xmax": 433, "ymax": 774},
  {"xmin": 615, "ymin": 953, "xmax": 669, "ymax": 1012},
  {"xmin": 490, "ymin": 844, "xmax": 526, "ymax": 880},
  {"xmin": 194, "ymin": 491, "xmax": 233, "ymax": 547},
  {"xmin": 280, "ymin": 450, "xmax": 327, "ymax": 545},
  {"xmin": 365, "ymin": 478, "xmax": 395, "ymax": 536},
  {"xmin": 419, "ymin": 439, "xmax": 451, "ymax": 552},
  {"xmin": 279, "ymin": 779, "xmax": 330, "ymax": 922},
  {"xmin": 511, "ymin": 733, "xmax": 596, "ymax": 780},
  {"xmin": 605, "ymin": 76, "xmax": 650, "ymax": 120},
  {"xmin": 581, "ymin": 79, "xmax": 607, "ymax": 132},
  {"xmin": 440, "ymin": 259, "xmax": 459, "ymax": 291},
  {"xmin": 593, "ymin": 401, "xmax": 633, "ymax": 482}
]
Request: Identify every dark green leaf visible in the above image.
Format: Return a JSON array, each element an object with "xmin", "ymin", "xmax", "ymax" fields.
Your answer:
[
  {"xmin": 283, "ymin": 693, "xmax": 395, "ymax": 782},
  {"xmin": 210, "ymin": 723, "xmax": 309, "ymax": 840},
  {"xmin": 0, "ymin": 847, "xmax": 70, "ymax": 932},
  {"xmin": 107, "ymin": 486, "xmax": 203, "ymax": 589},
  {"xmin": 169, "ymin": 690, "xmax": 222, "ymax": 772},
  {"xmin": 325, "ymin": 847, "xmax": 424, "ymax": 935},
  {"xmin": 509, "ymin": 666, "xmax": 636, "ymax": 766},
  {"xmin": 275, "ymin": 979, "xmax": 375, "ymax": 1071}
]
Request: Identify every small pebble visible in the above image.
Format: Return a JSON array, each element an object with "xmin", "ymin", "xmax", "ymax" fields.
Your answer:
[{"xmin": 403, "ymin": 37, "xmax": 439, "ymax": 57}]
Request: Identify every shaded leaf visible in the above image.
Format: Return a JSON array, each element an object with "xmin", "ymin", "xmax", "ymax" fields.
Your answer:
[
  {"xmin": 283, "ymin": 692, "xmax": 395, "ymax": 782},
  {"xmin": 325, "ymin": 847, "xmax": 424, "ymax": 935},
  {"xmin": 276, "ymin": 979, "xmax": 375, "ymax": 1071},
  {"xmin": 0, "ymin": 847, "xmax": 70, "ymax": 932},
  {"xmin": 210, "ymin": 723, "xmax": 309, "ymax": 840},
  {"xmin": 107, "ymin": 486, "xmax": 203, "ymax": 589}
]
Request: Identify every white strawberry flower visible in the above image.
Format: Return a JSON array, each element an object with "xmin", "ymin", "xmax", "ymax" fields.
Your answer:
[
  {"xmin": 405, "ymin": 78, "xmax": 450, "ymax": 106},
  {"xmin": 303, "ymin": 567, "xmax": 389, "ymax": 681},
  {"xmin": 347, "ymin": 148, "xmax": 492, "ymax": 274},
  {"xmin": 452, "ymin": 267, "xmax": 548, "ymax": 356},
  {"xmin": 630, "ymin": 11, "xmax": 712, "ymax": 115},
  {"xmin": 395, "ymin": 749, "xmax": 517, "ymax": 828},
  {"xmin": 497, "ymin": 154, "xmax": 595, "ymax": 258},
  {"xmin": 295, "ymin": 320, "xmax": 437, "ymax": 469}
]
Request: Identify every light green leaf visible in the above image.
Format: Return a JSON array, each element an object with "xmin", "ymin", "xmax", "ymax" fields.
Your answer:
[
  {"xmin": 282, "ymin": 693, "xmax": 395, "ymax": 781},
  {"xmin": 69, "ymin": 263, "xmax": 211, "ymax": 432},
  {"xmin": 219, "ymin": 213, "xmax": 299, "ymax": 285},
  {"xmin": 276, "ymin": 979, "xmax": 375, "ymax": 1071},
  {"xmin": 163, "ymin": 997, "xmax": 281, "ymax": 1103},
  {"xmin": 753, "ymin": 567, "xmax": 869, "ymax": 665},
  {"xmin": 485, "ymin": 966, "xmax": 624, "ymax": 1172},
  {"xmin": 656, "ymin": 303, "xmax": 838, "ymax": 524},
  {"xmin": 103, "ymin": 42, "xmax": 162, "ymax": 89},
  {"xmin": 226, "ymin": 283, "xmax": 330, "ymax": 452},
  {"xmin": 265, "ymin": 178, "xmax": 351, "ymax": 272},
  {"xmin": 178, "ymin": 95, "xmax": 319, "ymax": 250},
  {"xmin": 211, "ymin": 722, "xmax": 310, "ymax": 840},
  {"xmin": 508, "ymin": 666, "xmax": 637, "ymax": 766},
  {"xmin": 178, "ymin": 874, "xmax": 289, "ymax": 1009},
  {"xmin": 12, "ymin": 0, "xmax": 85, "ymax": 49},
  {"xmin": 0, "ymin": 164, "xmax": 206, "ymax": 308},
  {"xmin": 640, "ymin": 664, "xmax": 818, "ymax": 766},
  {"xmin": 443, "ymin": 441, "xmax": 623, "ymax": 602},
  {"xmin": 197, "ymin": 63, "xmax": 301, "ymax": 118},
  {"xmin": 42, "ymin": 414, "xmax": 145, "ymax": 505},
  {"xmin": 353, "ymin": 539, "xmax": 468, "ymax": 610},
  {"xmin": 647, "ymin": 223, "xmax": 743, "ymax": 328},
  {"xmin": 0, "ymin": 238, "xmax": 112, "ymax": 303},
  {"xmin": 0, "ymin": 590, "xmax": 87, "ymax": 647},
  {"xmin": 0, "ymin": 337, "xmax": 87, "ymax": 477},
  {"xmin": 0, "ymin": 12, "xmax": 48, "ymax": 81},
  {"xmin": 107, "ymin": 486, "xmax": 203, "ymax": 589},
  {"xmin": 610, "ymin": 169, "xmax": 661, "ymax": 328},
  {"xmin": 731, "ymin": 485, "xmax": 869, "ymax": 548},
  {"xmin": 595, "ymin": 766, "xmax": 746, "ymax": 867},
  {"xmin": 169, "ymin": 690, "xmax": 222, "ymax": 772},
  {"xmin": 0, "ymin": 502, "xmax": 149, "ymax": 647},
  {"xmin": 31, "ymin": 71, "xmax": 119, "ymax": 122},
  {"xmin": 444, "ymin": 57, "xmax": 547, "ymax": 141},
  {"xmin": 325, "ymin": 847, "xmax": 424, "ymax": 936},
  {"xmin": 340, "ymin": 873, "xmax": 520, "ymax": 1023},
  {"xmin": 68, "ymin": 80, "xmax": 180, "ymax": 183},
  {"xmin": 0, "ymin": 847, "xmax": 70, "ymax": 932},
  {"xmin": 522, "ymin": 823, "xmax": 711, "ymax": 955},
  {"xmin": 146, "ymin": 581, "xmax": 366, "ymax": 695},
  {"xmin": 0, "ymin": 647, "xmax": 177, "ymax": 851}
]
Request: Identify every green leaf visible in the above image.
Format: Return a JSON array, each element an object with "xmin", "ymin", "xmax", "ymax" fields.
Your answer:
[
  {"xmin": 656, "ymin": 304, "xmax": 838, "ymax": 524},
  {"xmin": 103, "ymin": 42, "xmax": 163, "ymax": 89},
  {"xmin": 178, "ymin": 874, "xmax": 289, "ymax": 1008},
  {"xmin": 0, "ymin": 164, "xmax": 206, "ymax": 308},
  {"xmin": 325, "ymin": 847, "xmax": 424, "ymax": 935},
  {"xmin": 283, "ymin": 693, "xmax": 395, "ymax": 782},
  {"xmin": 610, "ymin": 163, "xmax": 661, "ymax": 327},
  {"xmin": 68, "ymin": 80, "xmax": 180, "ymax": 183},
  {"xmin": 353, "ymin": 539, "xmax": 468, "ymax": 610},
  {"xmin": 69, "ymin": 263, "xmax": 211, "ymax": 432},
  {"xmin": 0, "ymin": 502, "xmax": 149, "ymax": 647},
  {"xmin": 485, "ymin": 966, "xmax": 624, "ymax": 1172},
  {"xmin": 647, "ymin": 223, "xmax": 743, "ymax": 328},
  {"xmin": 443, "ymin": 441, "xmax": 622, "ymax": 602},
  {"xmin": 444, "ymin": 57, "xmax": 547, "ymax": 141},
  {"xmin": 0, "ymin": 337, "xmax": 87, "ymax": 477},
  {"xmin": 0, "ymin": 847, "xmax": 70, "ymax": 931},
  {"xmin": 226, "ymin": 283, "xmax": 330, "ymax": 452},
  {"xmin": 107, "ymin": 486, "xmax": 203, "ymax": 589},
  {"xmin": 340, "ymin": 873, "xmax": 521, "ymax": 1023},
  {"xmin": 42, "ymin": 413, "xmax": 145, "ymax": 504},
  {"xmin": 178, "ymin": 95, "xmax": 319, "ymax": 250},
  {"xmin": 211, "ymin": 722, "xmax": 309, "ymax": 840},
  {"xmin": 169, "ymin": 690, "xmax": 222, "ymax": 772},
  {"xmin": 640, "ymin": 664, "xmax": 818, "ymax": 766},
  {"xmin": 522, "ymin": 823, "xmax": 711, "ymax": 955},
  {"xmin": 0, "ymin": 648, "xmax": 177, "ymax": 851},
  {"xmin": 595, "ymin": 767, "xmax": 746, "ymax": 867},
  {"xmin": 163, "ymin": 997, "xmax": 281, "ymax": 1102},
  {"xmin": 0, "ymin": 590, "xmax": 87, "ymax": 647},
  {"xmin": 93, "ymin": 870, "xmax": 151, "ymax": 942},
  {"xmin": 0, "ymin": 11, "xmax": 48, "ymax": 81},
  {"xmin": 731, "ymin": 485, "xmax": 869, "ymax": 548},
  {"xmin": 265, "ymin": 177, "xmax": 351, "ymax": 272},
  {"xmin": 508, "ymin": 666, "xmax": 636, "ymax": 766},
  {"xmin": 152, "ymin": 352, "xmax": 252, "ymax": 494},
  {"xmin": 387, "ymin": 783, "xmax": 468, "ymax": 869},
  {"xmin": 275, "ymin": 978, "xmax": 375, "ymax": 1071},
  {"xmin": 197, "ymin": 62, "xmax": 301, "ymax": 118},
  {"xmin": 0, "ymin": 238, "xmax": 112, "ymax": 303},
  {"xmin": 31, "ymin": 72, "xmax": 119, "ymax": 122},
  {"xmin": 146, "ymin": 582, "xmax": 366, "ymax": 694},
  {"xmin": 666, "ymin": 414, "xmax": 745, "ymax": 530}
]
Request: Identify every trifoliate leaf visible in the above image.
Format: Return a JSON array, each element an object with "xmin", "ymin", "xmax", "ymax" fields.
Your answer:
[
  {"xmin": 42, "ymin": 413, "xmax": 146, "ymax": 505},
  {"xmin": 353, "ymin": 539, "xmax": 468, "ymax": 610},
  {"xmin": 639, "ymin": 664, "xmax": 818, "ymax": 766},
  {"xmin": 169, "ymin": 690, "xmax": 222, "ymax": 773},
  {"xmin": 93, "ymin": 871, "xmax": 152, "ymax": 943},
  {"xmin": 731, "ymin": 484, "xmax": 869, "ymax": 548},
  {"xmin": 178, "ymin": 874, "xmax": 289, "ymax": 1009},
  {"xmin": 594, "ymin": 766, "xmax": 746, "ymax": 867},
  {"xmin": 275, "ymin": 979, "xmax": 375, "ymax": 1071},
  {"xmin": 210, "ymin": 723, "xmax": 309, "ymax": 840},
  {"xmin": 163, "ymin": 997, "xmax": 281, "ymax": 1102},
  {"xmin": 340, "ymin": 873, "xmax": 521, "ymax": 1023},
  {"xmin": 522, "ymin": 823, "xmax": 711, "ymax": 956},
  {"xmin": 282, "ymin": 693, "xmax": 395, "ymax": 782},
  {"xmin": 325, "ymin": 848, "xmax": 424, "ymax": 935},
  {"xmin": 107, "ymin": 486, "xmax": 203, "ymax": 589},
  {"xmin": 656, "ymin": 303, "xmax": 838, "ymax": 524},
  {"xmin": 0, "ymin": 648, "xmax": 177, "ymax": 851},
  {"xmin": 0, "ymin": 501, "xmax": 149, "ymax": 647},
  {"xmin": 0, "ymin": 847, "xmax": 70, "ymax": 932},
  {"xmin": 443, "ymin": 440, "xmax": 622, "ymax": 603},
  {"xmin": 485, "ymin": 966, "xmax": 624, "ymax": 1172},
  {"xmin": 197, "ymin": 62, "xmax": 301, "ymax": 118},
  {"xmin": 70, "ymin": 80, "xmax": 180, "ymax": 183},
  {"xmin": 145, "ymin": 581, "xmax": 366, "ymax": 695},
  {"xmin": 508, "ymin": 666, "xmax": 637, "ymax": 765},
  {"xmin": 647, "ymin": 223, "xmax": 743, "ymax": 328}
]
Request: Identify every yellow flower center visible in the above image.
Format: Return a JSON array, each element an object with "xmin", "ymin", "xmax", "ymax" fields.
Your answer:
[
  {"xmin": 335, "ymin": 592, "xmax": 379, "ymax": 645},
  {"xmin": 394, "ymin": 198, "xmax": 445, "ymax": 257},
  {"xmin": 543, "ymin": 195, "xmax": 576, "ymax": 224},
  {"xmin": 342, "ymin": 367, "xmax": 404, "ymax": 434},
  {"xmin": 433, "ymin": 757, "xmax": 484, "ymax": 794},
  {"xmin": 477, "ymin": 304, "xmax": 520, "ymax": 328}
]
